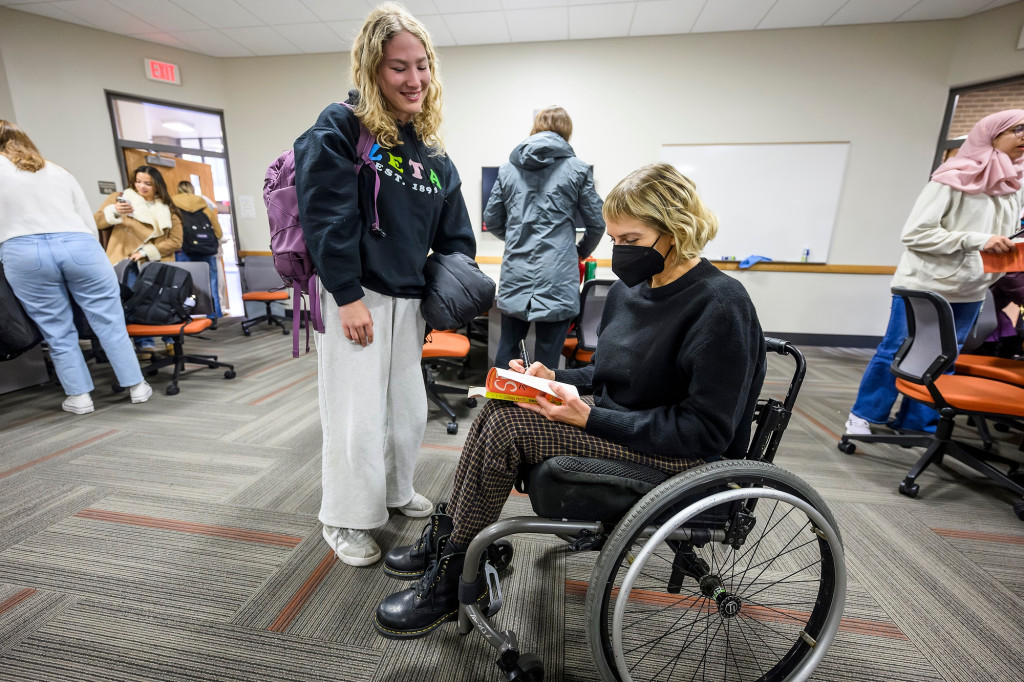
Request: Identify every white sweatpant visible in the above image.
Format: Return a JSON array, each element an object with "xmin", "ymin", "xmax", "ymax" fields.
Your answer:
[{"xmin": 315, "ymin": 287, "xmax": 427, "ymax": 530}]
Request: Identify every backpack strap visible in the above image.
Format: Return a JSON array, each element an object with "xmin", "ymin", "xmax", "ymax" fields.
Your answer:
[{"xmin": 341, "ymin": 102, "xmax": 384, "ymax": 238}]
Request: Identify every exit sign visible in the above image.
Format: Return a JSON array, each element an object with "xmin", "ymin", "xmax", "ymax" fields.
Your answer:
[{"xmin": 144, "ymin": 59, "xmax": 180, "ymax": 85}]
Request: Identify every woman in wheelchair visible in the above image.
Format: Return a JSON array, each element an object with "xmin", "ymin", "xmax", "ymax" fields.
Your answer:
[{"xmin": 375, "ymin": 162, "xmax": 768, "ymax": 640}]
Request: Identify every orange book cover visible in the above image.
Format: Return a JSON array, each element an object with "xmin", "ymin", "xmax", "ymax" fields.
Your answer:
[
  {"xmin": 981, "ymin": 242, "xmax": 1024, "ymax": 273},
  {"xmin": 467, "ymin": 367, "xmax": 579, "ymax": 405}
]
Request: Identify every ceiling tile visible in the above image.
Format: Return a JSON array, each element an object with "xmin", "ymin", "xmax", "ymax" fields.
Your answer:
[
  {"xmin": 757, "ymin": 0, "xmax": 846, "ymax": 30},
  {"xmin": 173, "ymin": 29, "xmax": 254, "ymax": 57},
  {"xmin": 395, "ymin": 0, "xmax": 442, "ymax": 15},
  {"xmin": 433, "ymin": 0, "xmax": 501, "ymax": 11},
  {"xmin": 128, "ymin": 31, "xmax": 195, "ymax": 50},
  {"xmin": 692, "ymin": 0, "xmax": 777, "ymax": 32},
  {"xmin": 982, "ymin": 0, "xmax": 1020, "ymax": 9},
  {"xmin": 569, "ymin": 2, "xmax": 636, "ymax": 39},
  {"xmin": 443, "ymin": 10, "xmax": 510, "ymax": 45},
  {"xmin": 415, "ymin": 14, "xmax": 456, "ymax": 46},
  {"xmin": 274, "ymin": 21, "xmax": 347, "ymax": 54},
  {"xmin": 500, "ymin": 0, "xmax": 568, "ymax": 9},
  {"xmin": 825, "ymin": 0, "xmax": 919, "ymax": 25},
  {"xmin": 51, "ymin": 0, "xmax": 163, "ymax": 34},
  {"xmin": 325, "ymin": 20, "xmax": 365, "ymax": 50},
  {"xmin": 220, "ymin": 26, "xmax": 300, "ymax": 56},
  {"xmin": 106, "ymin": 0, "xmax": 208, "ymax": 31},
  {"xmin": 568, "ymin": 0, "xmax": 634, "ymax": 5},
  {"xmin": 897, "ymin": 0, "xmax": 994, "ymax": 22},
  {"xmin": 298, "ymin": 0, "xmax": 371, "ymax": 22},
  {"xmin": 2, "ymin": 2, "xmax": 95, "ymax": 26},
  {"xmin": 631, "ymin": 0, "xmax": 703, "ymax": 36},
  {"xmin": 0, "ymin": 0, "xmax": 53, "ymax": 5},
  {"xmin": 505, "ymin": 7, "xmax": 568, "ymax": 42},
  {"xmin": 167, "ymin": 0, "xmax": 261, "ymax": 29},
  {"xmin": 235, "ymin": 0, "xmax": 319, "ymax": 25}
]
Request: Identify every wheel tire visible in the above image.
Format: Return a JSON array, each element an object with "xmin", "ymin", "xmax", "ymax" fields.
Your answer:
[
  {"xmin": 243, "ymin": 329, "xmax": 252, "ymax": 336},
  {"xmin": 899, "ymin": 480, "xmax": 919, "ymax": 498},
  {"xmin": 166, "ymin": 385, "xmax": 180, "ymax": 396},
  {"xmin": 224, "ymin": 370, "xmax": 236, "ymax": 379},
  {"xmin": 466, "ymin": 397, "xmax": 478, "ymax": 408},
  {"xmin": 487, "ymin": 539, "xmax": 514, "ymax": 573},
  {"xmin": 446, "ymin": 422, "xmax": 458, "ymax": 435},
  {"xmin": 837, "ymin": 440, "xmax": 856, "ymax": 454},
  {"xmin": 586, "ymin": 460, "xmax": 845, "ymax": 682},
  {"xmin": 515, "ymin": 653, "xmax": 544, "ymax": 681}
]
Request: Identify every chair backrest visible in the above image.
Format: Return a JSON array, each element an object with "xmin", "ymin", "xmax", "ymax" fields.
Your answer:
[
  {"xmin": 241, "ymin": 255, "xmax": 286, "ymax": 293},
  {"xmin": 576, "ymin": 279, "xmax": 613, "ymax": 352},
  {"xmin": 961, "ymin": 287, "xmax": 998, "ymax": 353},
  {"xmin": 890, "ymin": 287, "xmax": 958, "ymax": 384},
  {"xmin": 140, "ymin": 260, "xmax": 215, "ymax": 317}
]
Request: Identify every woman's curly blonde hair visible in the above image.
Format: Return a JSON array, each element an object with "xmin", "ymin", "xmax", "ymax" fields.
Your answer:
[
  {"xmin": 0, "ymin": 119, "xmax": 45, "ymax": 172},
  {"xmin": 603, "ymin": 163, "xmax": 718, "ymax": 264},
  {"xmin": 350, "ymin": 3, "xmax": 445, "ymax": 153}
]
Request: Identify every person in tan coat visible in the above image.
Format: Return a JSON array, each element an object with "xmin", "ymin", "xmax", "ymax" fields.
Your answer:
[
  {"xmin": 171, "ymin": 180, "xmax": 223, "ymax": 320},
  {"xmin": 94, "ymin": 164, "xmax": 182, "ymax": 357},
  {"xmin": 95, "ymin": 164, "xmax": 182, "ymax": 265}
]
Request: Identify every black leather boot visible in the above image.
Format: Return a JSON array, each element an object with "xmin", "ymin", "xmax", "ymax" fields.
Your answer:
[
  {"xmin": 383, "ymin": 502, "xmax": 453, "ymax": 580},
  {"xmin": 373, "ymin": 543, "xmax": 488, "ymax": 640}
]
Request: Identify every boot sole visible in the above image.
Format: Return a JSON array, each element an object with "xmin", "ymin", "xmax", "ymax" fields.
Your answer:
[
  {"xmin": 381, "ymin": 564, "xmax": 426, "ymax": 580},
  {"xmin": 373, "ymin": 609, "xmax": 459, "ymax": 640}
]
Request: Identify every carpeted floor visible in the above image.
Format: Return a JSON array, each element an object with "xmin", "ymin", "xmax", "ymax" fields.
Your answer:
[{"xmin": 0, "ymin": 318, "xmax": 1022, "ymax": 681}]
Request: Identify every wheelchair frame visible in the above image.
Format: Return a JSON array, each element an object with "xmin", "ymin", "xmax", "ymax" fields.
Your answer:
[{"xmin": 455, "ymin": 339, "xmax": 847, "ymax": 682}]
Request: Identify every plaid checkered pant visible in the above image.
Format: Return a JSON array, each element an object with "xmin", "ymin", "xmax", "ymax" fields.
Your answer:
[{"xmin": 447, "ymin": 399, "xmax": 704, "ymax": 547}]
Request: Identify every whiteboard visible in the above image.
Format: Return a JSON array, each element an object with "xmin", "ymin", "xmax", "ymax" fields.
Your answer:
[{"xmin": 660, "ymin": 143, "xmax": 850, "ymax": 263}]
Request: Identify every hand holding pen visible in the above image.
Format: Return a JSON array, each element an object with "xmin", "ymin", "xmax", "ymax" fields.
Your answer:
[{"xmin": 518, "ymin": 340, "xmax": 531, "ymax": 373}]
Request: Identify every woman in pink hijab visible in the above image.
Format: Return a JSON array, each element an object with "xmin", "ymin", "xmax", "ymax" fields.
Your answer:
[{"xmin": 846, "ymin": 110, "xmax": 1024, "ymax": 435}]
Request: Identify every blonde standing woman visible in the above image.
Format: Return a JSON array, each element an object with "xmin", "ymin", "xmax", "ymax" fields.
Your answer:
[
  {"xmin": 293, "ymin": 3, "xmax": 476, "ymax": 567},
  {"xmin": 0, "ymin": 120, "xmax": 151, "ymax": 413}
]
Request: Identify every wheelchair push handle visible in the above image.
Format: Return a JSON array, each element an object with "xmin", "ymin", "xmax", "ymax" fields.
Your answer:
[{"xmin": 763, "ymin": 336, "xmax": 806, "ymax": 413}]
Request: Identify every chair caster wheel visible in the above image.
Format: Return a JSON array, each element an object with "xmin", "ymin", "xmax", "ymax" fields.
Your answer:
[
  {"xmin": 994, "ymin": 422, "xmax": 1011, "ymax": 433},
  {"xmin": 111, "ymin": 383, "xmax": 125, "ymax": 393},
  {"xmin": 837, "ymin": 439, "xmax": 856, "ymax": 454},
  {"xmin": 487, "ymin": 538, "xmax": 514, "ymax": 573},
  {"xmin": 224, "ymin": 370, "xmax": 236, "ymax": 379},
  {"xmin": 466, "ymin": 397, "xmax": 478, "ymax": 408},
  {"xmin": 508, "ymin": 653, "xmax": 543, "ymax": 681},
  {"xmin": 166, "ymin": 385, "xmax": 180, "ymax": 396},
  {"xmin": 1014, "ymin": 501, "xmax": 1024, "ymax": 522},
  {"xmin": 899, "ymin": 479, "xmax": 919, "ymax": 498},
  {"xmin": 446, "ymin": 422, "xmax": 458, "ymax": 435},
  {"xmin": 243, "ymin": 329, "xmax": 252, "ymax": 336},
  {"xmin": 281, "ymin": 329, "xmax": 288, "ymax": 335}
]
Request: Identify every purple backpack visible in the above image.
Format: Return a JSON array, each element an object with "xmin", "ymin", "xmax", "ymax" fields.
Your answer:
[{"xmin": 263, "ymin": 103, "xmax": 380, "ymax": 357}]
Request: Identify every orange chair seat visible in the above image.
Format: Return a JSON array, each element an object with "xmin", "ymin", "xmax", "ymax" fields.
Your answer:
[
  {"xmin": 561, "ymin": 338, "xmax": 578, "ymax": 358},
  {"xmin": 895, "ymin": 374, "xmax": 1024, "ymax": 418},
  {"xmin": 127, "ymin": 318, "xmax": 213, "ymax": 336},
  {"xmin": 423, "ymin": 332, "xmax": 470, "ymax": 359},
  {"xmin": 242, "ymin": 291, "xmax": 290, "ymax": 302},
  {"xmin": 955, "ymin": 354, "xmax": 1024, "ymax": 387}
]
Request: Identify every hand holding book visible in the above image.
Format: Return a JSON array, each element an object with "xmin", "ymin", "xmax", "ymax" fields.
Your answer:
[{"xmin": 468, "ymin": 365, "xmax": 590, "ymax": 427}]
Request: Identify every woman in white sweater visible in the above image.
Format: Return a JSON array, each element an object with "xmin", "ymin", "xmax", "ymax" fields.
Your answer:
[
  {"xmin": 846, "ymin": 110, "xmax": 1023, "ymax": 435},
  {"xmin": 0, "ymin": 120, "xmax": 150, "ymax": 413}
]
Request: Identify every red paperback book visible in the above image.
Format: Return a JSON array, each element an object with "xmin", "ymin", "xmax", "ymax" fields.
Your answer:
[
  {"xmin": 468, "ymin": 367, "xmax": 579, "ymax": 405},
  {"xmin": 981, "ymin": 242, "xmax": 1024, "ymax": 273}
]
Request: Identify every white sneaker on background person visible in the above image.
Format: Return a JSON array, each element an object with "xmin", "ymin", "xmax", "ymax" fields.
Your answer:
[
  {"xmin": 62, "ymin": 393, "xmax": 94, "ymax": 414},
  {"xmin": 844, "ymin": 412, "xmax": 872, "ymax": 435},
  {"xmin": 394, "ymin": 492, "xmax": 433, "ymax": 518},
  {"xmin": 129, "ymin": 381, "xmax": 152, "ymax": 404},
  {"xmin": 323, "ymin": 526, "xmax": 381, "ymax": 567}
]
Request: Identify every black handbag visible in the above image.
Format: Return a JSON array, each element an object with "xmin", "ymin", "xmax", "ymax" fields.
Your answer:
[
  {"xmin": 421, "ymin": 252, "xmax": 495, "ymax": 332},
  {"xmin": 0, "ymin": 263, "xmax": 43, "ymax": 361}
]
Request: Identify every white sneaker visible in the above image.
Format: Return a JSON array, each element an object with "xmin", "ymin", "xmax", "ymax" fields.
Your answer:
[
  {"xmin": 394, "ymin": 492, "xmax": 433, "ymax": 518},
  {"xmin": 62, "ymin": 393, "xmax": 94, "ymax": 414},
  {"xmin": 844, "ymin": 413, "xmax": 872, "ymax": 435},
  {"xmin": 129, "ymin": 381, "xmax": 153, "ymax": 404},
  {"xmin": 322, "ymin": 526, "xmax": 381, "ymax": 567}
]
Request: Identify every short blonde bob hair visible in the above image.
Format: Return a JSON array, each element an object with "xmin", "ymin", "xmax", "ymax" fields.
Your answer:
[
  {"xmin": 350, "ymin": 3, "xmax": 445, "ymax": 153},
  {"xmin": 0, "ymin": 119, "xmax": 45, "ymax": 172},
  {"xmin": 530, "ymin": 106, "xmax": 572, "ymax": 141},
  {"xmin": 603, "ymin": 163, "xmax": 719, "ymax": 264}
]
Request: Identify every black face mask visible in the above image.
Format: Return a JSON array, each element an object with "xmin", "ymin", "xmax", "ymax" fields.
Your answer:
[{"xmin": 611, "ymin": 234, "xmax": 668, "ymax": 287}]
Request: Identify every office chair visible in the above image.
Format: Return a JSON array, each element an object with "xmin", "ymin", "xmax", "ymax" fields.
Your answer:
[
  {"xmin": 561, "ymin": 278, "xmax": 612, "ymax": 367},
  {"xmin": 422, "ymin": 330, "xmax": 475, "ymax": 434},
  {"xmin": 240, "ymin": 255, "xmax": 290, "ymax": 336},
  {"xmin": 838, "ymin": 287, "xmax": 1024, "ymax": 521},
  {"xmin": 123, "ymin": 260, "xmax": 235, "ymax": 396}
]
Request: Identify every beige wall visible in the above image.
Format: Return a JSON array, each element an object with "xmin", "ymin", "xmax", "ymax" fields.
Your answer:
[
  {"xmin": 3, "ymin": 3, "xmax": 1024, "ymax": 336},
  {"xmin": 0, "ymin": 45, "xmax": 14, "ymax": 122}
]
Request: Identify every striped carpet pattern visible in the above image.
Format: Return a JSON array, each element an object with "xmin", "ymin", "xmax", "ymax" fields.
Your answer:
[{"xmin": 0, "ymin": 319, "xmax": 1022, "ymax": 680}]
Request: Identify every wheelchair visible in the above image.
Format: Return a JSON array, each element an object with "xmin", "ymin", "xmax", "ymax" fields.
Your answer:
[{"xmin": 455, "ymin": 338, "xmax": 846, "ymax": 681}]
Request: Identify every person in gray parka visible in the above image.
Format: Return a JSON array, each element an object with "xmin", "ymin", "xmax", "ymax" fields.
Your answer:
[{"xmin": 484, "ymin": 106, "xmax": 606, "ymax": 370}]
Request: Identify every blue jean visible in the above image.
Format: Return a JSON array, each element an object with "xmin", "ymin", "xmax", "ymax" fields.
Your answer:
[
  {"xmin": 495, "ymin": 315, "xmax": 573, "ymax": 370},
  {"xmin": 175, "ymin": 251, "xmax": 221, "ymax": 318},
  {"xmin": 0, "ymin": 233, "xmax": 143, "ymax": 395},
  {"xmin": 851, "ymin": 295, "xmax": 982, "ymax": 432}
]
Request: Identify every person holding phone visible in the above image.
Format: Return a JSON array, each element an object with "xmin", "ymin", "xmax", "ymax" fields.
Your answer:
[{"xmin": 845, "ymin": 109, "xmax": 1024, "ymax": 436}]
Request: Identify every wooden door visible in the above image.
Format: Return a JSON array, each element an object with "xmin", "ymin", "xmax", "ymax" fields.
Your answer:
[{"xmin": 123, "ymin": 149, "xmax": 215, "ymax": 199}]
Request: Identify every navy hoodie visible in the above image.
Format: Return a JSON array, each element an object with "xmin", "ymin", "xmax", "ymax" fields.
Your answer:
[{"xmin": 294, "ymin": 94, "xmax": 476, "ymax": 306}]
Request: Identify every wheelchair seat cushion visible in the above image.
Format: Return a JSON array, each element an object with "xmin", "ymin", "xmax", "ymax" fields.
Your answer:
[{"xmin": 526, "ymin": 456, "xmax": 670, "ymax": 524}]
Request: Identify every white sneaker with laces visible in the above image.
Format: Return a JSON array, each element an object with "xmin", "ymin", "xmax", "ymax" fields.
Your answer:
[
  {"xmin": 323, "ymin": 526, "xmax": 381, "ymax": 567},
  {"xmin": 129, "ymin": 381, "xmax": 153, "ymax": 404},
  {"xmin": 62, "ymin": 393, "xmax": 95, "ymax": 414},
  {"xmin": 394, "ymin": 492, "xmax": 433, "ymax": 518},
  {"xmin": 844, "ymin": 412, "xmax": 872, "ymax": 435}
]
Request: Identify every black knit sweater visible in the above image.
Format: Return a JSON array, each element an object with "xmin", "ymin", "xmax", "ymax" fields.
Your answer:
[{"xmin": 554, "ymin": 259, "xmax": 766, "ymax": 461}]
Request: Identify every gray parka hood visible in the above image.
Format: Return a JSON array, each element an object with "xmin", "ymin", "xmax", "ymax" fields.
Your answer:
[{"xmin": 510, "ymin": 132, "xmax": 575, "ymax": 171}]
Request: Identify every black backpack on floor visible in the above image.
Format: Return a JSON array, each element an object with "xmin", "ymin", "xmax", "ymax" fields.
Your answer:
[
  {"xmin": 0, "ymin": 263, "xmax": 43, "ymax": 360},
  {"xmin": 180, "ymin": 207, "xmax": 218, "ymax": 257},
  {"xmin": 123, "ymin": 263, "xmax": 194, "ymax": 325}
]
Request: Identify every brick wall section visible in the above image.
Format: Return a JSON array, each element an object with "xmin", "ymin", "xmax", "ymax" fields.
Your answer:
[{"xmin": 948, "ymin": 81, "xmax": 1024, "ymax": 138}]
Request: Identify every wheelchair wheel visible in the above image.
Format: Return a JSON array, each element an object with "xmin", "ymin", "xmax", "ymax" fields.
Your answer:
[{"xmin": 586, "ymin": 460, "xmax": 845, "ymax": 682}]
